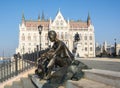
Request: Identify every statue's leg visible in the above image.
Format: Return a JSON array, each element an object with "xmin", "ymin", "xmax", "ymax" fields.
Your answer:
[
  {"xmin": 47, "ymin": 58, "xmax": 55, "ymax": 69},
  {"xmin": 44, "ymin": 58, "xmax": 55, "ymax": 80},
  {"xmin": 55, "ymin": 57, "xmax": 69, "ymax": 67}
]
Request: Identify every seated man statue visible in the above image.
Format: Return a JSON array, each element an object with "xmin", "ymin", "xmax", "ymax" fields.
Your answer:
[{"xmin": 36, "ymin": 30, "xmax": 74, "ymax": 79}]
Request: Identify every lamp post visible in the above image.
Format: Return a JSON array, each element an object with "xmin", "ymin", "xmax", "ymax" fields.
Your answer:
[
  {"xmin": 114, "ymin": 38, "xmax": 117, "ymax": 57},
  {"xmin": 38, "ymin": 25, "xmax": 43, "ymax": 51},
  {"xmin": 22, "ymin": 46, "xmax": 24, "ymax": 58},
  {"xmin": 22, "ymin": 46, "xmax": 24, "ymax": 71}
]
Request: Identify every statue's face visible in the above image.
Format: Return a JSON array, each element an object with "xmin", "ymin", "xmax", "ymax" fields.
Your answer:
[{"xmin": 48, "ymin": 34, "xmax": 55, "ymax": 42}]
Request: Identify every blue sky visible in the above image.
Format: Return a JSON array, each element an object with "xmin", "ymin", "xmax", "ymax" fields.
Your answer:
[{"xmin": 0, "ymin": 0, "xmax": 120, "ymax": 57}]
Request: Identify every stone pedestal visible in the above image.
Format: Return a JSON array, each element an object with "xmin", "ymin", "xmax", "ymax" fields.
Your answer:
[{"xmin": 73, "ymin": 42, "xmax": 84, "ymax": 57}]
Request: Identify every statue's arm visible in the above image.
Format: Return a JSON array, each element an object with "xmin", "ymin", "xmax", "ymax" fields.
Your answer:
[{"xmin": 53, "ymin": 41, "xmax": 62, "ymax": 56}]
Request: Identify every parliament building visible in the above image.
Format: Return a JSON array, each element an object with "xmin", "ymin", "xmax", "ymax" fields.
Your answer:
[{"xmin": 16, "ymin": 10, "xmax": 95, "ymax": 57}]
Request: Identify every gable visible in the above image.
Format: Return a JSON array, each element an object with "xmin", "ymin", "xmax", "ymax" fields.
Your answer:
[{"xmin": 52, "ymin": 10, "xmax": 68, "ymax": 27}]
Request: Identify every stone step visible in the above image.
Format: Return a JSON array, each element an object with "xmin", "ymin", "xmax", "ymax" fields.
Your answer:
[
  {"xmin": 83, "ymin": 69, "xmax": 120, "ymax": 88},
  {"xmin": 21, "ymin": 77, "xmax": 36, "ymax": 88},
  {"xmin": 12, "ymin": 81, "xmax": 23, "ymax": 88},
  {"xmin": 66, "ymin": 79, "xmax": 115, "ymax": 88},
  {"xmin": 4, "ymin": 85, "xmax": 12, "ymax": 88}
]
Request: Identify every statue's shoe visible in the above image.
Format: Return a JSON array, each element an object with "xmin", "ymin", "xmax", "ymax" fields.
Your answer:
[{"xmin": 44, "ymin": 73, "xmax": 51, "ymax": 80}]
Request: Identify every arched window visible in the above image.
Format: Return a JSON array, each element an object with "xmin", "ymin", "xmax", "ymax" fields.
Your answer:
[
  {"xmin": 85, "ymin": 47, "xmax": 87, "ymax": 51},
  {"xmin": 28, "ymin": 33, "xmax": 31, "ymax": 41},
  {"xmin": 85, "ymin": 42, "xmax": 87, "ymax": 45},
  {"xmin": 90, "ymin": 47, "xmax": 92, "ymax": 51},
  {"xmin": 65, "ymin": 32, "xmax": 67, "ymax": 40},
  {"xmin": 84, "ymin": 36, "xmax": 87, "ymax": 40},
  {"xmin": 33, "ymin": 33, "xmax": 36, "ymax": 41},
  {"xmin": 22, "ymin": 34, "xmax": 25, "ymax": 41},
  {"xmin": 29, "ymin": 43, "xmax": 31, "ymax": 46},
  {"xmin": 90, "ymin": 36, "xmax": 92, "ymax": 40},
  {"xmin": 61, "ymin": 32, "xmax": 64, "ymax": 39},
  {"xmin": 90, "ymin": 42, "xmax": 92, "ymax": 45}
]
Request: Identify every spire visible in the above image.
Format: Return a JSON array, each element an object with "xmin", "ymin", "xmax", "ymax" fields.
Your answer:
[
  {"xmin": 38, "ymin": 14, "xmax": 40, "ymax": 21},
  {"xmin": 58, "ymin": 8, "xmax": 61, "ymax": 14},
  {"xmin": 59, "ymin": 8, "xmax": 60, "ymax": 12},
  {"xmin": 67, "ymin": 17, "xmax": 69, "ymax": 24},
  {"xmin": 50, "ymin": 17, "xmax": 52, "ymax": 24},
  {"xmin": 22, "ymin": 12, "xmax": 25, "ymax": 24},
  {"xmin": 41, "ymin": 11, "xmax": 45, "ymax": 21},
  {"xmin": 87, "ymin": 12, "xmax": 90, "ymax": 21},
  {"xmin": 87, "ymin": 12, "xmax": 91, "ymax": 26}
]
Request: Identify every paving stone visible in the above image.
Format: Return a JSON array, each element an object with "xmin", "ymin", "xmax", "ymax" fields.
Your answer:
[
  {"xmin": 21, "ymin": 77, "xmax": 36, "ymax": 88},
  {"xmin": 12, "ymin": 81, "xmax": 23, "ymax": 88},
  {"xmin": 4, "ymin": 85, "xmax": 12, "ymax": 88}
]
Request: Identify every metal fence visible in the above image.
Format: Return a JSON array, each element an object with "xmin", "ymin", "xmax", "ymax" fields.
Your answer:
[
  {"xmin": 0, "ymin": 47, "xmax": 50, "ymax": 83},
  {"xmin": 0, "ymin": 54, "xmax": 35, "ymax": 82}
]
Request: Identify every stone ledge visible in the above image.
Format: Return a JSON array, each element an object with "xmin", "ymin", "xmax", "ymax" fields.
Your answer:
[
  {"xmin": 83, "ymin": 69, "xmax": 120, "ymax": 88},
  {"xmin": 66, "ymin": 79, "xmax": 114, "ymax": 88}
]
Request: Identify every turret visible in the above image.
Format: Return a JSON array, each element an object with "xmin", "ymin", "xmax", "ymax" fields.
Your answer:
[
  {"xmin": 38, "ymin": 14, "xmax": 40, "ymax": 21},
  {"xmin": 67, "ymin": 17, "xmax": 69, "ymax": 24},
  {"xmin": 22, "ymin": 12, "xmax": 25, "ymax": 24},
  {"xmin": 41, "ymin": 11, "xmax": 45, "ymax": 21},
  {"xmin": 87, "ymin": 13, "xmax": 91, "ymax": 26}
]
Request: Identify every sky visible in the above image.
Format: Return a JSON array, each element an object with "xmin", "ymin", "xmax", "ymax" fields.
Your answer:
[{"xmin": 0, "ymin": 0, "xmax": 120, "ymax": 57}]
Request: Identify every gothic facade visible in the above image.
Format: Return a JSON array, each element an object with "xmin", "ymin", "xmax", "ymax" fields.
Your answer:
[{"xmin": 16, "ymin": 10, "xmax": 95, "ymax": 57}]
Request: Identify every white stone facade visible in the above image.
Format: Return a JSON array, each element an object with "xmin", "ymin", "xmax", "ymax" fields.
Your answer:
[
  {"xmin": 116, "ymin": 44, "xmax": 120, "ymax": 56},
  {"xmin": 16, "ymin": 10, "xmax": 95, "ymax": 57}
]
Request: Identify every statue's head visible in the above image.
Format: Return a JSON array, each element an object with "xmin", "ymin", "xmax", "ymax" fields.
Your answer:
[{"xmin": 48, "ymin": 30, "xmax": 57, "ymax": 42}]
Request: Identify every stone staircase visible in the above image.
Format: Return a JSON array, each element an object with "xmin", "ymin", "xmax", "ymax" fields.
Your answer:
[
  {"xmin": 4, "ymin": 75, "xmax": 36, "ymax": 88},
  {"xmin": 83, "ymin": 69, "xmax": 120, "ymax": 88},
  {"xmin": 3, "ymin": 68, "xmax": 117, "ymax": 88}
]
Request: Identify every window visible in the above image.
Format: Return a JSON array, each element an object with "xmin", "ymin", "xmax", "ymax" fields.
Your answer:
[
  {"xmin": 61, "ymin": 32, "xmax": 64, "ymax": 39},
  {"xmin": 28, "ymin": 33, "xmax": 31, "ymax": 41},
  {"xmin": 33, "ymin": 36, "xmax": 36, "ymax": 41},
  {"xmin": 85, "ymin": 47, "xmax": 87, "ymax": 51},
  {"xmin": 90, "ymin": 29, "xmax": 92, "ymax": 31},
  {"xmin": 65, "ymin": 32, "xmax": 67, "ymax": 39},
  {"xmin": 90, "ymin": 43, "xmax": 92, "ymax": 45},
  {"xmin": 22, "ymin": 35, "xmax": 25, "ymax": 41},
  {"xmin": 58, "ymin": 16, "xmax": 61, "ymax": 19},
  {"xmin": 90, "ymin": 47, "xmax": 92, "ymax": 51},
  {"xmin": 28, "ymin": 36, "xmax": 31, "ymax": 41},
  {"xmin": 84, "ymin": 36, "xmax": 87, "ymax": 40},
  {"xmin": 90, "ymin": 36, "xmax": 92, "ymax": 40},
  {"xmin": 85, "ymin": 42, "xmax": 87, "ymax": 45},
  {"xmin": 56, "ymin": 21, "xmax": 59, "ymax": 25},
  {"xmin": 27, "ymin": 28, "xmax": 31, "ymax": 31},
  {"xmin": 60, "ymin": 23, "xmax": 63, "ymax": 25}
]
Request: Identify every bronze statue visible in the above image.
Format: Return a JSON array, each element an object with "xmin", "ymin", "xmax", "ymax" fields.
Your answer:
[
  {"xmin": 36, "ymin": 30, "xmax": 74, "ymax": 79},
  {"xmin": 47, "ymin": 30, "xmax": 74, "ymax": 67},
  {"xmin": 34, "ymin": 30, "xmax": 89, "ymax": 88},
  {"xmin": 74, "ymin": 32, "xmax": 80, "ymax": 42}
]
